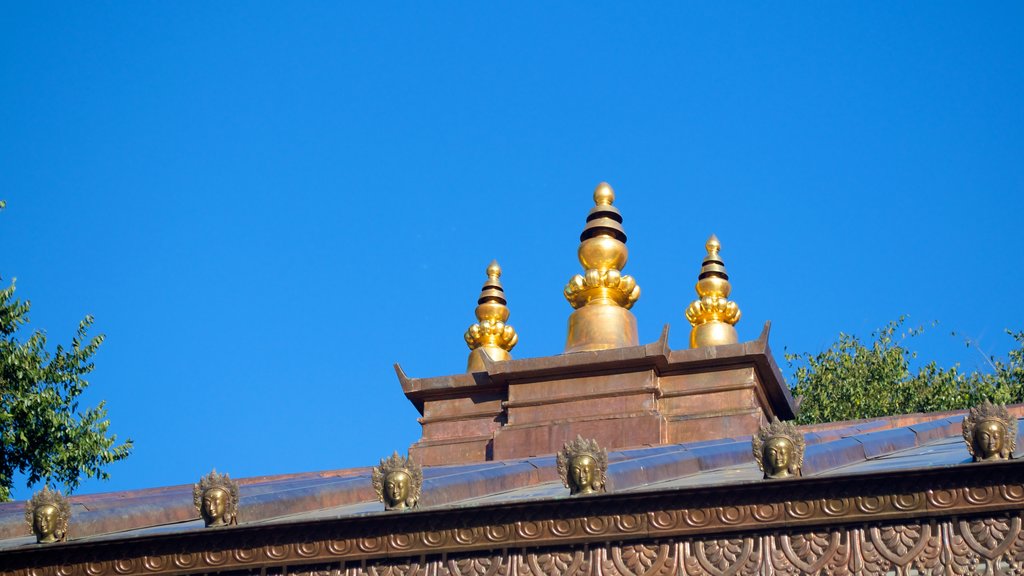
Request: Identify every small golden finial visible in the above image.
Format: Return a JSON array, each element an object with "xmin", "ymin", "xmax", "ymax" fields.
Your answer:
[
  {"xmin": 486, "ymin": 260, "xmax": 501, "ymax": 277},
  {"xmin": 372, "ymin": 452, "xmax": 423, "ymax": 511},
  {"xmin": 962, "ymin": 400, "xmax": 1017, "ymax": 462},
  {"xmin": 563, "ymin": 182, "xmax": 641, "ymax": 352},
  {"xmin": 752, "ymin": 417, "xmax": 805, "ymax": 479},
  {"xmin": 464, "ymin": 260, "xmax": 518, "ymax": 371},
  {"xmin": 684, "ymin": 234, "xmax": 742, "ymax": 348},
  {"xmin": 556, "ymin": 436, "xmax": 608, "ymax": 496},
  {"xmin": 24, "ymin": 486, "xmax": 71, "ymax": 543},
  {"xmin": 193, "ymin": 470, "xmax": 240, "ymax": 527},
  {"xmin": 593, "ymin": 182, "xmax": 615, "ymax": 206}
]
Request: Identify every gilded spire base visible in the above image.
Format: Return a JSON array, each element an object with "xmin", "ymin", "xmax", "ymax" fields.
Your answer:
[
  {"xmin": 467, "ymin": 346, "xmax": 511, "ymax": 372},
  {"xmin": 565, "ymin": 303, "xmax": 639, "ymax": 353},
  {"xmin": 690, "ymin": 321, "xmax": 739, "ymax": 349}
]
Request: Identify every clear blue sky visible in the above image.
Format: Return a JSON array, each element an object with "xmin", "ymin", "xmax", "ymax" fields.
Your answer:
[{"xmin": 2, "ymin": 3, "xmax": 1022, "ymax": 500}]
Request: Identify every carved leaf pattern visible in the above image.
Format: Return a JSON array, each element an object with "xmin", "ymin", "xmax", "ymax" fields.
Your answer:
[
  {"xmin": 849, "ymin": 534, "xmax": 891, "ymax": 576},
  {"xmin": 871, "ymin": 522, "xmax": 931, "ymax": 569},
  {"xmin": 940, "ymin": 526, "xmax": 977, "ymax": 576},
  {"xmin": 692, "ymin": 538, "xmax": 759, "ymax": 576},
  {"xmin": 604, "ymin": 543, "xmax": 675, "ymax": 576},
  {"xmin": 959, "ymin": 515, "xmax": 1022, "ymax": 568},
  {"xmin": 681, "ymin": 542, "xmax": 704, "ymax": 576},
  {"xmin": 521, "ymin": 550, "xmax": 589, "ymax": 576},
  {"xmin": 365, "ymin": 561, "xmax": 424, "ymax": 576},
  {"xmin": 439, "ymin": 555, "xmax": 508, "ymax": 576},
  {"xmin": 775, "ymin": 530, "xmax": 839, "ymax": 574},
  {"xmin": 969, "ymin": 517, "xmax": 1012, "ymax": 550},
  {"xmin": 908, "ymin": 527, "xmax": 942, "ymax": 574}
]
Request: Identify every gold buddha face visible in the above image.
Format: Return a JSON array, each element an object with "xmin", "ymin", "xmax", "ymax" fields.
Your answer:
[
  {"xmin": 384, "ymin": 471, "xmax": 411, "ymax": 509},
  {"xmin": 201, "ymin": 487, "xmax": 229, "ymax": 526},
  {"xmin": 975, "ymin": 420, "xmax": 1006, "ymax": 460},
  {"xmin": 569, "ymin": 454, "xmax": 598, "ymax": 494},
  {"xmin": 33, "ymin": 504, "xmax": 59, "ymax": 543},
  {"xmin": 764, "ymin": 437, "xmax": 795, "ymax": 478}
]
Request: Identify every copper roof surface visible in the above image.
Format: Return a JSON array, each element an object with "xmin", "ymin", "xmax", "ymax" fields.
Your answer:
[{"xmin": 2, "ymin": 407, "xmax": 1021, "ymax": 552}]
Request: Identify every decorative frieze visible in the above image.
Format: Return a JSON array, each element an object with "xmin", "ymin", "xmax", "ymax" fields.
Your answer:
[{"xmin": 56, "ymin": 515, "xmax": 1024, "ymax": 576}]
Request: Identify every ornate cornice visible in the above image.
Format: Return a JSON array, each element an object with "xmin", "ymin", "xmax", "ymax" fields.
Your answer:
[{"xmin": 3, "ymin": 461, "xmax": 1022, "ymax": 576}]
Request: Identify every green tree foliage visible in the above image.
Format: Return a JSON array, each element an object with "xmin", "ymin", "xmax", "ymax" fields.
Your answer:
[
  {"xmin": 787, "ymin": 317, "xmax": 1024, "ymax": 425},
  {"xmin": 0, "ymin": 204, "xmax": 132, "ymax": 501}
]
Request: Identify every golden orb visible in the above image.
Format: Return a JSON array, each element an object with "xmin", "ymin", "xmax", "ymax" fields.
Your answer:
[
  {"xmin": 486, "ymin": 260, "xmax": 501, "ymax": 278},
  {"xmin": 696, "ymin": 275, "xmax": 731, "ymax": 299},
  {"xmin": 578, "ymin": 235, "xmax": 628, "ymax": 271},
  {"xmin": 593, "ymin": 182, "xmax": 615, "ymax": 206}
]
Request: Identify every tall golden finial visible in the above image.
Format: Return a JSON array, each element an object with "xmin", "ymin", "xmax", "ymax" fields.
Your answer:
[
  {"xmin": 464, "ymin": 260, "xmax": 518, "ymax": 371},
  {"xmin": 563, "ymin": 182, "xmax": 641, "ymax": 353},
  {"xmin": 684, "ymin": 234, "xmax": 742, "ymax": 348}
]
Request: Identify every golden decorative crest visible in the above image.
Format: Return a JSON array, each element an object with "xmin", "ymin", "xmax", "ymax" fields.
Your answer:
[
  {"xmin": 556, "ymin": 435, "xmax": 608, "ymax": 495},
  {"xmin": 752, "ymin": 417, "xmax": 805, "ymax": 479},
  {"xmin": 372, "ymin": 452, "xmax": 423, "ymax": 511},
  {"xmin": 684, "ymin": 235, "xmax": 742, "ymax": 348},
  {"xmin": 563, "ymin": 183, "xmax": 641, "ymax": 353},
  {"xmin": 962, "ymin": 400, "xmax": 1017, "ymax": 461},
  {"xmin": 24, "ymin": 486, "xmax": 71, "ymax": 543},
  {"xmin": 464, "ymin": 261, "xmax": 518, "ymax": 371},
  {"xmin": 193, "ymin": 470, "xmax": 240, "ymax": 527}
]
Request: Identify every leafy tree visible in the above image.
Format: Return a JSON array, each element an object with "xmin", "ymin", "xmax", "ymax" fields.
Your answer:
[
  {"xmin": 0, "ymin": 202, "xmax": 132, "ymax": 501},
  {"xmin": 787, "ymin": 317, "xmax": 1024, "ymax": 425}
]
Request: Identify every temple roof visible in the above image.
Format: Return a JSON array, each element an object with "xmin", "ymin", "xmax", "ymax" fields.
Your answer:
[{"xmin": 2, "ymin": 407, "xmax": 1021, "ymax": 551}]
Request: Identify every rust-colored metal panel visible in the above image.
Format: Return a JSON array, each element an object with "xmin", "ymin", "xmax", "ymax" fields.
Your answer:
[
  {"xmin": 664, "ymin": 409, "xmax": 762, "ymax": 445},
  {"xmin": 493, "ymin": 414, "xmax": 665, "ymax": 460}
]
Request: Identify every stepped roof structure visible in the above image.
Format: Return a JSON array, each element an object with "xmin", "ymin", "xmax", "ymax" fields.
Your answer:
[{"xmin": 3, "ymin": 184, "xmax": 1022, "ymax": 575}]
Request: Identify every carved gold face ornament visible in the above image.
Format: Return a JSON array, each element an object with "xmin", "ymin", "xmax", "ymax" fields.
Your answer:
[
  {"xmin": 372, "ymin": 452, "xmax": 422, "ymax": 511},
  {"xmin": 557, "ymin": 436, "xmax": 608, "ymax": 496},
  {"xmin": 752, "ymin": 417, "xmax": 805, "ymax": 480},
  {"xmin": 569, "ymin": 454, "xmax": 598, "ymax": 494},
  {"xmin": 976, "ymin": 420, "xmax": 1006, "ymax": 459},
  {"xmin": 24, "ymin": 486, "xmax": 71, "ymax": 544},
  {"xmin": 385, "ymin": 471, "xmax": 411, "ymax": 507},
  {"xmin": 962, "ymin": 400, "xmax": 1016, "ymax": 462},
  {"xmin": 33, "ymin": 504, "xmax": 59, "ymax": 542},
  {"xmin": 192, "ymin": 470, "xmax": 240, "ymax": 527},
  {"xmin": 764, "ymin": 436, "xmax": 794, "ymax": 476},
  {"xmin": 201, "ymin": 487, "xmax": 229, "ymax": 526}
]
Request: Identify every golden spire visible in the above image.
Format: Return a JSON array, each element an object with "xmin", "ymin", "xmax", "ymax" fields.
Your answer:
[
  {"xmin": 464, "ymin": 260, "xmax": 518, "ymax": 371},
  {"xmin": 685, "ymin": 234, "xmax": 742, "ymax": 348},
  {"xmin": 563, "ymin": 182, "xmax": 641, "ymax": 353}
]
